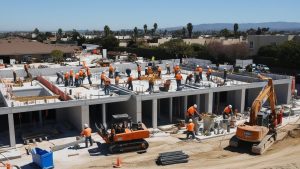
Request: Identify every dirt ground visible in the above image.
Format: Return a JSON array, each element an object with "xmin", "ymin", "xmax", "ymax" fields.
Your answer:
[{"xmin": 67, "ymin": 123, "xmax": 300, "ymax": 169}]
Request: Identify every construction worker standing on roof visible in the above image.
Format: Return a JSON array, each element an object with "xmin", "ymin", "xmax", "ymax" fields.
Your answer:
[
  {"xmin": 157, "ymin": 66, "xmax": 162, "ymax": 78},
  {"xmin": 175, "ymin": 72, "xmax": 183, "ymax": 90},
  {"xmin": 79, "ymin": 69, "xmax": 84, "ymax": 85},
  {"xmin": 147, "ymin": 75, "xmax": 155, "ymax": 93},
  {"xmin": 64, "ymin": 72, "xmax": 69, "ymax": 87},
  {"xmin": 223, "ymin": 105, "xmax": 233, "ymax": 120},
  {"xmin": 223, "ymin": 68, "xmax": 227, "ymax": 84},
  {"xmin": 166, "ymin": 63, "xmax": 171, "ymax": 74},
  {"xmin": 81, "ymin": 124, "xmax": 93, "ymax": 148},
  {"xmin": 186, "ymin": 104, "xmax": 201, "ymax": 135},
  {"xmin": 137, "ymin": 65, "xmax": 142, "ymax": 78},
  {"xmin": 69, "ymin": 69, "xmax": 74, "ymax": 86},
  {"xmin": 75, "ymin": 73, "xmax": 79, "ymax": 87},
  {"xmin": 104, "ymin": 77, "xmax": 110, "ymax": 95},
  {"xmin": 127, "ymin": 75, "xmax": 133, "ymax": 91},
  {"xmin": 206, "ymin": 66, "xmax": 212, "ymax": 81},
  {"xmin": 86, "ymin": 68, "xmax": 92, "ymax": 85},
  {"xmin": 100, "ymin": 71, "xmax": 105, "ymax": 87},
  {"xmin": 174, "ymin": 63, "xmax": 180, "ymax": 77},
  {"xmin": 109, "ymin": 64, "xmax": 114, "ymax": 78},
  {"xmin": 194, "ymin": 65, "xmax": 201, "ymax": 83},
  {"xmin": 185, "ymin": 74, "xmax": 193, "ymax": 85},
  {"xmin": 186, "ymin": 119, "xmax": 195, "ymax": 139}
]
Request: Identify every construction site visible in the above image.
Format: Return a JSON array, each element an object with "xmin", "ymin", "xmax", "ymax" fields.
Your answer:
[{"xmin": 0, "ymin": 58, "xmax": 300, "ymax": 169}]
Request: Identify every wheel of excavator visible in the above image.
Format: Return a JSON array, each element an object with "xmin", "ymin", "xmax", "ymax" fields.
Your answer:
[{"xmin": 229, "ymin": 135, "xmax": 239, "ymax": 148}]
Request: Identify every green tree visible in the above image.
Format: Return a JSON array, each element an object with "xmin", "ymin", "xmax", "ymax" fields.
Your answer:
[
  {"xmin": 219, "ymin": 28, "xmax": 230, "ymax": 37},
  {"xmin": 71, "ymin": 29, "xmax": 80, "ymax": 41},
  {"xmin": 182, "ymin": 27, "xmax": 186, "ymax": 38},
  {"xmin": 51, "ymin": 50, "xmax": 64, "ymax": 63},
  {"xmin": 57, "ymin": 28, "xmax": 63, "ymax": 40},
  {"xmin": 160, "ymin": 39, "xmax": 192, "ymax": 58},
  {"xmin": 143, "ymin": 24, "xmax": 147, "ymax": 35},
  {"xmin": 101, "ymin": 35, "xmax": 119, "ymax": 50},
  {"xmin": 153, "ymin": 23, "xmax": 158, "ymax": 35},
  {"xmin": 133, "ymin": 27, "xmax": 138, "ymax": 42},
  {"xmin": 33, "ymin": 28, "xmax": 40, "ymax": 35},
  {"xmin": 234, "ymin": 23, "xmax": 239, "ymax": 37},
  {"xmin": 104, "ymin": 25, "xmax": 111, "ymax": 37},
  {"xmin": 187, "ymin": 23, "xmax": 193, "ymax": 38}
]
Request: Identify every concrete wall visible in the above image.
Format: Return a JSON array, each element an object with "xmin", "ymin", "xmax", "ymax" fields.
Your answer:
[{"xmin": 274, "ymin": 83, "xmax": 290, "ymax": 104}]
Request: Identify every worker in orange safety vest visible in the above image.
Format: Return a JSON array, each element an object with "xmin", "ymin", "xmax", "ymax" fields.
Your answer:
[
  {"xmin": 81, "ymin": 124, "xmax": 93, "ymax": 148},
  {"xmin": 186, "ymin": 119, "xmax": 195, "ymax": 139},
  {"xmin": 175, "ymin": 72, "xmax": 183, "ymax": 90}
]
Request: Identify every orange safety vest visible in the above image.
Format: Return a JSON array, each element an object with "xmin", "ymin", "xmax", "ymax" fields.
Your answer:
[
  {"xmin": 64, "ymin": 73, "xmax": 69, "ymax": 79},
  {"xmin": 70, "ymin": 70, "xmax": 74, "ymax": 77},
  {"xmin": 101, "ymin": 73, "xmax": 105, "ymax": 80},
  {"xmin": 224, "ymin": 106, "xmax": 232, "ymax": 114},
  {"xmin": 75, "ymin": 73, "xmax": 79, "ymax": 79},
  {"xmin": 109, "ymin": 66, "xmax": 114, "ymax": 72},
  {"xmin": 195, "ymin": 67, "xmax": 202, "ymax": 73},
  {"xmin": 79, "ymin": 70, "xmax": 83, "ymax": 77},
  {"xmin": 137, "ymin": 66, "xmax": 142, "ymax": 72},
  {"xmin": 81, "ymin": 128, "xmax": 92, "ymax": 137},
  {"xmin": 127, "ymin": 76, "xmax": 133, "ymax": 82},
  {"xmin": 105, "ymin": 78, "xmax": 111, "ymax": 85},
  {"xmin": 187, "ymin": 106, "xmax": 196, "ymax": 116},
  {"xmin": 87, "ymin": 69, "xmax": 91, "ymax": 76},
  {"xmin": 186, "ymin": 123, "xmax": 194, "ymax": 132},
  {"xmin": 207, "ymin": 68, "xmax": 212, "ymax": 75},
  {"xmin": 175, "ymin": 73, "xmax": 182, "ymax": 80}
]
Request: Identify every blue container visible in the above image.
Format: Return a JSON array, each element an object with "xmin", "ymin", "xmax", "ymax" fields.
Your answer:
[{"xmin": 31, "ymin": 148, "xmax": 54, "ymax": 169}]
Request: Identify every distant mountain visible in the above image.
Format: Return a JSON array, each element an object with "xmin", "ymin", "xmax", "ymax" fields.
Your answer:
[{"xmin": 165, "ymin": 22, "xmax": 300, "ymax": 31}]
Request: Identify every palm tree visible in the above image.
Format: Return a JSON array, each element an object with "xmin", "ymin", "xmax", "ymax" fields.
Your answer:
[
  {"xmin": 143, "ymin": 24, "xmax": 147, "ymax": 35},
  {"xmin": 104, "ymin": 25, "xmax": 111, "ymax": 37},
  {"xmin": 187, "ymin": 23, "xmax": 193, "ymax": 38},
  {"xmin": 133, "ymin": 27, "xmax": 138, "ymax": 42},
  {"xmin": 153, "ymin": 23, "xmax": 158, "ymax": 35},
  {"xmin": 234, "ymin": 23, "xmax": 239, "ymax": 37},
  {"xmin": 182, "ymin": 27, "xmax": 186, "ymax": 38}
]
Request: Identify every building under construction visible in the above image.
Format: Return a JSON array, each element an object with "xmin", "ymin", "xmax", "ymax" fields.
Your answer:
[{"xmin": 0, "ymin": 59, "xmax": 292, "ymax": 147}]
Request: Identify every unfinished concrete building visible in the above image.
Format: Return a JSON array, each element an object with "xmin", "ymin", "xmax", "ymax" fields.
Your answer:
[{"xmin": 0, "ymin": 60, "xmax": 292, "ymax": 147}]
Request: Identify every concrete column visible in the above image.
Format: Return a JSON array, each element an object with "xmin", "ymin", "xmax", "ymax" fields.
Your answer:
[
  {"xmin": 102, "ymin": 104, "xmax": 107, "ymax": 128},
  {"xmin": 158, "ymin": 99, "xmax": 161, "ymax": 119},
  {"xmin": 152, "ymin": 99, "xmax": 158, "ymax": 129},
  {"xmin": 205, "ymin": 92, "xmax": 213, "ymax": 113},
  {"xmin": 136, "ymin": 96, "xmax": 142, "ymax": 122},
  {"xmin": 196, "ymin": 94, "xmax": 200, "ymax": 112},
  {"xmin": 240, "ymin": 89, "xmax": 246, "ymax": 114},
  {"xmin": 8, "ymin": 114, "xmax": 16, "ymax": 147},
  {"xmin": 39, "ymin": 110, "xmax": 43, "ymax": 127},
  {"xmin": 183, "ymin": 96, "xmax": 187, "ymax": 118},
  {"xmin": 169, "ymin": 97, "xmax": 173, "ymax": 123}
]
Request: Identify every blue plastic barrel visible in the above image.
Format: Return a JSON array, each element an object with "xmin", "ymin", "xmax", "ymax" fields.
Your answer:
[{"xmin": 31, "ymin": 148, "xmax": 54, "ymax": 169}]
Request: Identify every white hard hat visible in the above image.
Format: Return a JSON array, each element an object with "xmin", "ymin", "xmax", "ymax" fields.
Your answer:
[
  {"xmin": 194, "ymin": 104, "xmax": 197, "ymax": 108},
  {"xmin": 229, "ymin": 105, "xmax": 232, "ymax": 109},
  {"xmin": 177, "ymin": 63, "xmax": 179, "ymax": 66},
  {"xmin": 224, "ymin": 68, "xmax": 227, "ymax": 70},
  {"xmin": 207, "ymin": 66, "xmax": 210, "ymax": 68},
  {"xmin": 197, "ymin": 65, "xmax": 199, "ymax": 67},
  {"xmin": 189, "ymin": 119, "xmax": 193, "ymax": 123},
  {"xmin": 84, "ymin": 124, "xmax": 88, "ymax": 128},
  {"xmin": 166, "ymin": 63, "xmax": 169, "ymax": 65}
]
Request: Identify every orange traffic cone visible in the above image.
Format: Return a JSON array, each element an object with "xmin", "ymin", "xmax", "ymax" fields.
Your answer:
[{"xmin": 113, "ymin": 157, "xmax": 122, "ymax": 168}]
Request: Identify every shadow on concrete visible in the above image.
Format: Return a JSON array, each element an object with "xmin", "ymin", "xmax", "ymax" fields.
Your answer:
[
  {"xmin": 21, "ymin": 163, "xmax": 40, "ymax": 169},
  {"xmin": 88, "ymin": 142, "xmax": 110, "ymax": 156},
  {"xmin": 223, "ymin": 141, "xmax": 257, "ymax": 155}
]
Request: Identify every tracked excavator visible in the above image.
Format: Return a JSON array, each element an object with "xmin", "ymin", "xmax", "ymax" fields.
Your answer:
[
  {"xmin": 229, "ymin": 76, "xmax": 282, "ymax": 154},
  {"xmin": 95, "ymin": 114, "xmax": 150, "ymax": 154}
]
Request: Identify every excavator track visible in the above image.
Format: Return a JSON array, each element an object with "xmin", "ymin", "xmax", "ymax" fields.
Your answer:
[
  {"xmin": 109, "ymin": 139, "xmax": 149, "ymax": 154},
  {"xmin": 252, "ymin": 133, "xmax": 276, "ymax": 154}
]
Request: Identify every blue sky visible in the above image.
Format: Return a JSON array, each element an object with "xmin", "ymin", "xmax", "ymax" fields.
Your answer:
[{"xmin": 0, "ymin": 0, "xmax": 299, "ymax": 31}]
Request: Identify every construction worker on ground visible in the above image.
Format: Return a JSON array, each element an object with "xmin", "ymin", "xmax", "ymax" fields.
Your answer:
[
  {"xmin": 64, "ymin": 72, "xmax": 69, "ymax": 87},
  {"xmin": 86, "ymin": 68, "xmax": 92, "ymax": 85},
  {"xmin": 185, "ymin": 73, "xmax": 193, "ymax": 85},
  {"xmin": 174, "ymin": 63, "xmax": 180, "ymax": 77},
  {"xmin": 166, "ymin": 63, "xmax": 171, "ymax": 74},
  {"xmin": 223, "ymin": 104, "xmax": 233, "ymax": 120},
  {"xmin": 69, "ymin": 69, "xmax": 74, "ymax": 86},
  {"xmin": 115, "ymin": 75, "xmax": 120, "ymax": 85},
  {"xmin": 79, "ymin": 69, "xmax": 84, "ymax": 85},
  {"xmin": 157, "ymin": 66, "xmax": 162, "ymax": 78},
  {"xmin": 81, "ymin": 124, "xmax": 93, "ymax": 148},
  {"xmin": 137, "ymin": 64, "xmax": 142, "ymax": 79},
  {"xmin": 104, "ymin": 77, "xmax": 111, "ymax": 95},
  {"xmin": 24, "ymin": 64, "xmax": 29, "ymax": 78},
  {"xmin": 186, "ymin": 104, "xmax": 201, "ymax": 135},
  {"xmin": 100, "ymin": 71, "xmax": 105, "ymax": 87},
  {"xmin": 75, "ymin": 73, "xmax": 80, "ymax": 87},
  {"xmin": 175, "ymin": 71, "xmax": 183, "ymax": 90},
  {"xmin": 186, "ymin": 119, "xmax": 195, "ymax": 139},
  {"xmin": 109, "ymin": 64, "xmax": 114, "ymax": 78},
  {"xmin": 56, "ymin": 71, "xmax": 64, "ymax": 84},
  {"xmin": 223, "ymin": 68, "xmax": 227, "ymax": 84},
  {"xmin": 194, "ymin": 65, "xmax": 202, "ymax": 83},
  {"xmin": 126, "ymin": 75, "xmax": 133, "ymax": 91},
  {"xmin": 206, "ymin": 66, "xmax": 212, "ymax": 81},
  {"xmin": 147, "ymin": 75, "xmax": 155, "ymax": 93}
]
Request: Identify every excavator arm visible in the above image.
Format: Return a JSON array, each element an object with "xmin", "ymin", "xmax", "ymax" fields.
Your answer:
[{"xmin": 249, "ymin": 78, "xmax": 277, "ymax": 125}]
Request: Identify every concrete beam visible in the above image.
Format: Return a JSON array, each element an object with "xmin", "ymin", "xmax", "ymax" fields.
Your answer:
[
  {"xmin": 169, "ymin": 97, "xmax": 173, "ymax": 123},
  {"xmin": 8, "ymin": 114, "xmax": 16, "ymax": 147},
  {"xmin": 152, "ymin": 99, "xmax": 157, "ymax": 129},
  {"xmin": 102, "ymin": 104, "xmax": 107, "ymax": 129}
]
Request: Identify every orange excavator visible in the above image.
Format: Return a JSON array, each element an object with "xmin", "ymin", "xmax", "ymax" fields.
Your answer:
[
  {"xmin": 95, "ymin": 114, "xmax": 150, "ymax": 153},
  {"xmin": 229, "ymin": 76, "xmax": 282, "ymax": 154}
]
